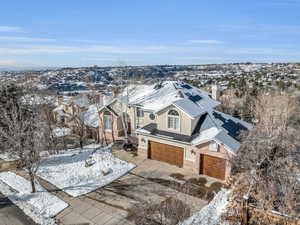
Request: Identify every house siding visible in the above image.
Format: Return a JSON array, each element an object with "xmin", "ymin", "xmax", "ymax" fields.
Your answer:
[
  {"xmin": 98, "ymin": 110, "xmax": 124, "ymax": 145},
  {"xmin": 156, "ymin": 105, "xmax": 193, "ymax": 136}
]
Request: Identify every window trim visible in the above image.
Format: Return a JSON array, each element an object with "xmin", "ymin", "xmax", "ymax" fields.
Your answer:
[
  {"xmin": 136, "ymin": 107, "xmax": 144, "ymax": 118},
  {"xmin": 209, "ymin": 141, "xmax": 219, "ymax": 152},
  {"xmin": 103, "ymin": 111, "xmax": 112, "ymax": 131},
  {"xmin": 167, "ymin": 109, "xmax": 180, "ymax": 131},
  {"xmin": 149, "ymin": 113, "xmax": 155, "ymax": 120}
]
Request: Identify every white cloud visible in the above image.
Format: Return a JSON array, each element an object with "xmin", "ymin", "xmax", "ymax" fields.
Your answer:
[
  {"xmin": 187, "ymin": 40, "xmax": 223, "ymax": 44},
  {"xmin": 0, "ymin": 45, "xmax": 191, "ymax": 55},
  {"xmin": 0, "ymin": 26, "xmax": 22, "ymax": 32},
  {"xmin": 0, "ymin": 36, "xmax": 56, "ymax": 42},
  {"xmin": 226, "ymin": 48, "xmax": 300, "ymax": 56}
]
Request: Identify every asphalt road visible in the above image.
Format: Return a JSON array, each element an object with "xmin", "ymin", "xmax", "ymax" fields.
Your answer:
[{"xmin": 0, "ymin": 193, "xmax": 37, "ymax": 225}]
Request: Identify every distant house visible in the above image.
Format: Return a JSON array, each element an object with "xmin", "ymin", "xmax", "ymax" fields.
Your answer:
[
  {"xmin": 53, "ymin": 94, "xmax": 102, "ymax": 141},
  {"xmin": 106, "ymin": 81, "xmax": 252, "ymax": 180},
  {"xmin": 53, "ymin": 94, "xmax": 90, "ymax": 126}
]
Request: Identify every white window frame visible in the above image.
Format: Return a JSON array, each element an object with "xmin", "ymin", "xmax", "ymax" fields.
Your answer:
[
  {"xmin": 209, "ymin": 141, "xmax": 219, "ymax": 152},
  {"xmin": 136, "ymin": 107, "xmax": 144, "ymax": 118},
  {"xmin": 167, "ymin": 109, "xmax": 180, "ymax": 131},
  {"xmin": 103, "ymin": 112, "xmax": 112, "ymax": 131}
]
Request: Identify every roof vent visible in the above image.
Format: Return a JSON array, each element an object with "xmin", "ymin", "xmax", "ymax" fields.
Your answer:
[
  {"xmin": 154, "ymin": 81, "xmax": 164, "ymax": 90},
  {"xmin": 176, "ymin": 91, "xmax": 184, "ymax": 98}
]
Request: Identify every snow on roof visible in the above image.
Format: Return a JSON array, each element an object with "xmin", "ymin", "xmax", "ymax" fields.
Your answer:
[
  {"xmin": 135, "ymin": 128, "xmax": 151, "ymax": 134},
  {"xmin": 53, "ymin": 105, "xmax": 72, "ymax": 118},
  {"xmin": 215, "ymin": 131, "xmax": 241, "ymax": 154},
  {"xmin": 81, "ymin": 104, "xmax": 103, "ymax": 128},
  {"xmin": 121, "ymin": 81, "xmax": 220, "ymax": 116},
  {"xmin": 191, "ymin": 127, "xmax": 221, "ymax": 145},
  {"xmin": 173, "ymin": 98, "xmax": 207, "ymax": 118},
  {"xmin": 192, "ymin": 111, "xmax": 252, "ymax": 154},
  {"xmin": 72, "ymin": 95, "xmax": 90, "ymax": 108}
]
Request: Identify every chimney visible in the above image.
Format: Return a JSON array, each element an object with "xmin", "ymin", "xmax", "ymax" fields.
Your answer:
[{"xmin": 211, "ymin": 84, "xmax": 220, "ymax": 100}]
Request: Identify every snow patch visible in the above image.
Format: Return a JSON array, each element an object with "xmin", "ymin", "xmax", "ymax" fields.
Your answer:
[
  {"xmin": 180, "ymin": 189, "xmax": 230, "ymax": 225},
  {"xmin": 37, "ymin": 144, "xmax": 135, "ymax": 197},
  {"xmin": 53, "ymin": 127, "xmax": 71, "ymax": 137},
  {"xmin": 0, "ymin": 172, "xmax": 68, "ymax": 225},
  {"xmin": 191, "ymin": 127, "xmax": 220, "ymax": 145}
]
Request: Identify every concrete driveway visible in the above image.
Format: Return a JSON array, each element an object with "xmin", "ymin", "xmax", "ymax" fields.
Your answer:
[
  {"xmin": 0, "ymin": 193, "xmax": 37, "ymax": 225},
  {"xmin": 52, "ymin": 151, "xmax": 213, "ymax": 225},
  {"xmin": 47, "ymin": 150, "xmax": 218, "ymax": 225}
]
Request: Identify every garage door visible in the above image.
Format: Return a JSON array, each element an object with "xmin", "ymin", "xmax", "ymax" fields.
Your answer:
[
  {"xmin": 200, "ymin": 155, "xmax": 226, "ymax": 180},
  {"xmin": 148, "ymin": 141, "xmax": 184, "ymax": 167}
]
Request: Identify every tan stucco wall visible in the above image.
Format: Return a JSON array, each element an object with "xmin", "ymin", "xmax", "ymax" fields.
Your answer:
[
  {"xmin": 185, "ymin": 141, "xmax": 233, "ymax": 179},
  {"xmin": 156, "ymin": 105, "xmax": 193, "ymax": 136},
  {"xmin": 124, "ymin": 102, "xmax": 201, "ymax": 136}
]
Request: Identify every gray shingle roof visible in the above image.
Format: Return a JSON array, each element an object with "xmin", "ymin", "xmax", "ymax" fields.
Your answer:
[
  {"xmin": 138, "ymin": 123, "xmax": 193, "ymax": 143},
  {"xmin": 192, "ymin": 110, "xmax": 253, "ymax": 153},
  {"xmin": 173, "ymin": 98, "xmax": 206, "ymax": 118}
]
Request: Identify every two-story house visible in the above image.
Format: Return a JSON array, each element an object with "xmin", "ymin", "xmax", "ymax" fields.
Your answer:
[{"xmin": 95, "ymin": 81, "xmax": 251, "ymax": 180}]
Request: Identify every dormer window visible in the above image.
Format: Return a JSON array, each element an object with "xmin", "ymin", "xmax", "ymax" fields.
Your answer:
[{"xmin": 167, "ymin": 109, "xmax": 180, "ymax": 130}]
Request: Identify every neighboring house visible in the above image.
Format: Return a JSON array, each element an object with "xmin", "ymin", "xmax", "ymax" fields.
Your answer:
[
  {"xmin": 79, "ymin": 104, "xmax": 102, "ymax": 142},
  {"xmin": 53, "ymin": 94, "xmax": 90, "ymax": 126},
  {"xmin": 115, "ymin": 81, "xmax": 252, "ymax": 180},
  {"xmin": 53, "ymin": 94, "xmax": 101, "ymax": 140},
  {"xmin": 97, "ymin": 99, "xmax": 131, "ymax": 144}
]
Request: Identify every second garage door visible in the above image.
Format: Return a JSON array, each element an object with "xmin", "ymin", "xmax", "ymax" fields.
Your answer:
[
  {"xmin": 200, "ymin": 154, "xmax": 226, "ymax": 180},
  {"xmin": 148, "ymin": 141, "xmax": 184, "ymax": 167}
]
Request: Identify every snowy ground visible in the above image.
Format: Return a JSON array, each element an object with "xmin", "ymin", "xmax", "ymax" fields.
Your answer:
[
  {"xmin": 0, "ymin": 152, "xmax": 19, "ymax": 161},
  {"xmin": 37, "ymin": 144, "xmax": 136, "ymax": 197},
  {"xmin": 52, "ymin": 127, "xmax": 71, "ymax": 137},
  {"xmin": 0, "ymin": 172, "xmax": 68, "ymax": 225},
  {"xmin": 180, "ymin": 189, "xmax": 231, "ymax": 225}
]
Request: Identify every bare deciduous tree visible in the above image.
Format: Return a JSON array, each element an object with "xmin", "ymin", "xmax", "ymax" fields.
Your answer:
[
  {"xmin": 73, "ymin": 113, "xmax": 87, "ymax": 150},
  {"xmin": 225, "ymin": 93, "xmax": 300, "ymax": 224},
  {"xmin": 0, "ymin": 84, "xmax": 50, "ymax": 193},
  {"xmin": 129, "ymin": 197, "xmax": 191, "ymax": 225}
]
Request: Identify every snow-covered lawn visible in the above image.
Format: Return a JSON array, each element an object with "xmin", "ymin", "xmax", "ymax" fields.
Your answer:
[
  {"xmin": 180, "ymin": 189, "xmax": 231, "ymax": 225},
  {"xmin": 37, "ymin": 144, "xmax": 135, "ymax": 197},
  {"xmin": 0, "ymin": 172, "xmax": 68, "ymax": 225}
]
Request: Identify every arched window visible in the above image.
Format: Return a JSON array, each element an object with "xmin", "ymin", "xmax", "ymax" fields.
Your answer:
[
  {"xmin": 167, "ymin": 109, "xmax": 180, "ymax": 130},
  {"xmin": 168, "ymin": 110, "xmax": 179, "ymax": 116},
  {"xmin": 103, "ymin": 111, "xmax": 112, "ymax": 130}
]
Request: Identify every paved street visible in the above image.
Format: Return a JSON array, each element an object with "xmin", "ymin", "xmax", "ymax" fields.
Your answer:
[{"xmin": 0, "ymin": 193, "xmax": 37, "ymax": 225}]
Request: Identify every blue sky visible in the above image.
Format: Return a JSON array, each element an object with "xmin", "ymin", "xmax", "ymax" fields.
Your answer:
[{"xmin": 1, "ymin": 0, "xmax": 300, "ymax": 68}]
